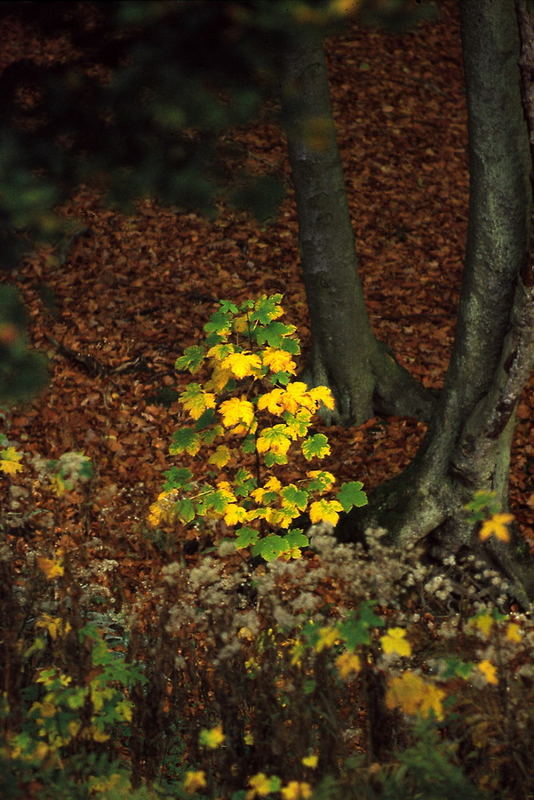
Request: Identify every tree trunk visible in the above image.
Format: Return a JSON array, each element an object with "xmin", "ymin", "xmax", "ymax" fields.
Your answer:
[
  {"xmin": 336, "ymin": 0, "xmax": 534, "ymax": 607},
  {"xmin": 281, "ymin": 31, "xmax": 435, "ymax": 426}
]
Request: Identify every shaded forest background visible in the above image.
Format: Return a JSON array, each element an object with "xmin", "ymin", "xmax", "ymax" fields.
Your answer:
[{"xmin": 2, "ymin": 0, "xmax": 533, "ymax": 587}]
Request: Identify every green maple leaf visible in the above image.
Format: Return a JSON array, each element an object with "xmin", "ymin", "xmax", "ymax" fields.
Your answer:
[
  {"xmin": 256, "ymin": 321, "xmax": 297, "ymax": 349},
  {"xmin": 285, "ymin": 529, "xmax": 308, "ymax": 549},
  {"xmin": 204, "ymin": 309, "xmax": 231, "ymax": 336},
  {"xmin": 250, "ymin": 294, "xmax": 283, "ymax": 324},
  {"xmin": 301, "ymin": 433, "xmax": 330, "ymax": 461},
  {"xmin": 269, "ymin": 370, "xmax": 292, "ymax": 386},
  {"xmin": 252, "ymin": 534, "xmax": 289, "ymax": 562},
  {"xmin": 175, "ymin": 345, "xmax": 205, "ymax": 373},
  {"xmin": 195, "ymin": 408, "xmax": 217, "ymax": 431},
  {"xmin": 169, "ymin": 428, "xmax": 201, "ymax": 455},
  {"xmin": 235, "ymin": 526, "xmax": 260, "ymax": 549},
  {"xmin": 281, "ymin": 484, "xmax": 308, "ymax": 511},
  {"xmin": 242, "ymin": 435, "xmax": 257, "ymax": 455},
  {"xmin": 163, "ymin": 467, "xmax": 193, "ymax": 491},
  {"xmin": 197, "ymin": 488, "xmax": 229, "ymax": 515},
  {"xmin": 337, "ymin": 481, "xmax": 368, "ymax": 512},
  {"xmin": 338, "ymin": 613, "xmax": 372, "ymax": 649},
  {"xmin": 219, "ymin": 300, "xmax": 239, "ymax": 315},
  {"xmin": 264, "ymin": 451, "xmax": 287, "ymax": 467},
  {"xmin": 176, "ymin": 499, "xmax": 195, "ymax": 524},
  {"xmin": 234, "ymin": 468, "xmax": 257, "ymax": 498}
]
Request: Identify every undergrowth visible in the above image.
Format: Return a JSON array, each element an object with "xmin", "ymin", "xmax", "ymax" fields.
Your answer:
[{"xmin": 1, "ymin": 296, "xmax": 533, "ymax": 799}]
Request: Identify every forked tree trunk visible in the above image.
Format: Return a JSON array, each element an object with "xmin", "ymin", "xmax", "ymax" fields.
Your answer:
[
  {"xmin": 337, "ymin": 0, "xmax": 534, "ymax": 606},
  {"xmin": 281, "ymin": 31, "xmax": 435, "ymax": 426}
]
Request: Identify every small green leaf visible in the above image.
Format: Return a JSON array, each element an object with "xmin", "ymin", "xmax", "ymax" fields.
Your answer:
[
  {"xmin": 256, "ymin": 321, "xmax": 296, "ymax": 348},
  {"xmin": 441, "ymin": 658, "xmax": 475, "ymax": 680},
  {"xmin": 176, "ymin": 499, "xmax": 195, "ymax": 523},
  {"xmin": 204, "ymin": 309, "xmax": 232, "ymax": 335},
  {"xmin": 281, "ymin": 485, "xmax": 308, "ymax": 511},
  {"xmin": 195, "ymin": 407, "xmax": 217, "ymax": 430},
  {"xmin": 337, "ymin": 481, "xmax": 368, "ymax": 512},
  {"xmin": 285, "ymin": 529, "xmax": 308, "ymax": 549},
  {"xmin": 234, "ymin": 468, "xmax": 257, "ymax": 498},
  {"xmin": 301, "ymin": 433, "xmax": 330, "ymax": 461},
  {"xmin": 252, "ymin": 534, "xmax": 289, "ymax": 561},
  {"xmin": 242, "ymin": 435, "xmax": 257, "ymax": 454},
  {"xmin": 163, "ymin": 467, "xmax": 193, "ymax": 490},
  {"xmin": 269, "ymin": 370, "xmax": 292, "ymax": 386},
  {"xmin": 175, "ymin": 345, "xmax": 205, "ymax": 373},
  {"xmin": 264, "ymin": 451, "xmax": 288, "ymax": 467},
  {"xmin": 219, "ymin": 300, "xmax": 239, "ymax": 315},
  {"xmin": 250, "ymin": 294, "xmax": 283, "ymax": 324},
  {"xmin": 235, "ymin": 526, "xmax": 260, "ymax": 548},
  {"xmin": 169, "ymin": 428, "xmax": 201, "ymax": 455}
]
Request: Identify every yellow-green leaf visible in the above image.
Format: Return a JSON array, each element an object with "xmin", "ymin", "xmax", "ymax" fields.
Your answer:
[
  {"xmin": 199, "ymin": 725, "xmax": 225, "ymax": 749},
  {"xmin": 256, "ymin": 425, "xmax": 292, "ymax": 456},
  {"xmin": 309, "ymin": 498, "xmax": 343, "ymax": 526},
  {"xmin": 179, "ymin": 383, "xmax": 216, "ymax": 421},
  {"xmin": 208, "ymin": 445, "xmax": 232, "ymax": 468},
  {"xmin": 385, "ymin": 672, "xmax": 445, "ymax": 720},
  {"xmin": 0, "ymin": 446, "xmax": 23, "ymax": 475}
]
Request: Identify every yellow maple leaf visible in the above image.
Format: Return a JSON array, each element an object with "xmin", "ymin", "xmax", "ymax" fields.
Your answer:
[
  {"xmin": 280, "ymin": 382, "xmax": 315, "ymax": 414},
  {"xmin": 206, "ymin": 343, "xmax": 235, "ymax": 360},
  {"xmin": 223, "ymin": 504, "xmax": 249, "ymax": 526},
  {"xmin": 315, "ymin": 626, "xmax": 339, "ymax": 652},
  {"xmin": 208, "ymin": 445, "xmax": 232, "ymax": 468},
  {"xmin": 380, "ymin": 628, "xmax": 412, "ymax": 657},
  {"xmin": 301, "ymin": 754, "xmax": 318, "ymax": 769},
  {"xmin": 307, "ymin": 470, "xmax": 336, "ymax": 492},
  {"xmin": 472, "ymin": 613, "xmax": 493, "ymax": 638},
  {"xmin": 386, "ymin": 672, "xmax": 445, "ymax": 720},
  {"xmin": 0, "ymin": 446, "xmax": 23, "ymax": 475},
  {"xmin": 256, "ymin": 425, "xmax": 292, "ymax": 456},
  {"xmin": 222, "ymin": 351, "xmax": 262, "ymax": 379},
  {"xmin": 215, "ymin": 480, "xmax": 236, "ymax": 503},
  {"xmin": 199, "ymin": 725, "xmax": 225, "ymax": 749},
  {"xmin": 506, "ymin": 622, "xmax": 522, "ymax": 643},
  {"xmin": 183, "ymin": 771, "xmax": 207, "ymax": 793},
  {"xmin": 479, "ymin": 512, "xmax": 514, "ymax": 542},
  {"xmin": 478, "ymin": 659, "xmax": 498, "ymax": 685},
  {"xmin": 247, "ymin": 773, "xmax": 273, "ymax": 799},
  {"xmin": 35, "ymin": 614, "xmax": 71, "ymax": 640},
  {"xmin": 179, "ymin": 384, "xmax": 216, "ymax": 420},
  {"xmin": 219, "ymin": 396, "xmax": 255, "ymax": 428},
  {"xmin": 262, "ymin": 347, "xmax": 297, "ymax": 375},
  {"xmin": 336, "ymin": 651, "xmax": 361, "ymax": 679},
  {"xmin": 281, "ymin": 781, "xmax": 312, "ymax": 800},
  {"xmin": 205, "ymin": 364, "xmax": 234, "ymax": 393},
  {"xmin": 257, "ymin": 387, "xmax": 285, "ymax": 415},
  {"xmin": 309, "ymin": 385, "xmax": 335, "ymax": 410},
  {"xmin": 309, "ymin": 499, "xmax": 343, "ymax": 526},
  {"xmin": 36, "ymin": 557, "xmax": 64, "ymax": 579}
]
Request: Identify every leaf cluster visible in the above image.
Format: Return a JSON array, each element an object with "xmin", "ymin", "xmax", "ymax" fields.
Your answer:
[{"xmin": 149, "ymin": 295, "xmax": 367, "ymax": 560}]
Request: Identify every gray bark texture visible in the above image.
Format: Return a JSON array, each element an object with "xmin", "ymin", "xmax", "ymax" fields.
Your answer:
[
  {"xmin": 336, "ymin": 0, "xmax": 534, "ymax": 607},
  {"xmin": 281, "ymin": 31, "xmax": 435, "ymax": 425}
]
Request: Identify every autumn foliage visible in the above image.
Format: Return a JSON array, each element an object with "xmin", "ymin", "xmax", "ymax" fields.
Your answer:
[
  {"xmin": 148, "ymin": 295, "xmax": 367, "ymax": 561},
  {"xmin": 1, "ymin": 302, "xmax": 533, "ymax": 799}
]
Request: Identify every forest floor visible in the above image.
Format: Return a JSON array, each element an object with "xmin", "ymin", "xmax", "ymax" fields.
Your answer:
[{"xmin": 4, "ymin": 0, "xmax": 533, "ymax": 601}]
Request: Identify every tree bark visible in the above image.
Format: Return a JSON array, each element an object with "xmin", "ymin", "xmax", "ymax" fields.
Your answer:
[
  {"xmin": 281, "ymin": 31, "xmax": 435, "ymax": 425},
  {"xmin": 336, "ymin": 0, "xmax": 534, "ymax": 607}
]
